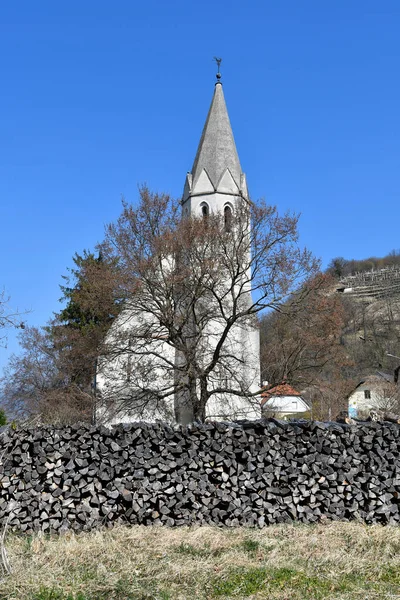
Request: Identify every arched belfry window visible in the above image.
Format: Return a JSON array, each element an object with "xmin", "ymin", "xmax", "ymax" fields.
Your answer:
[
  {"xmin": 224, "ymin": 204, "xmax": 233, "ymax": 232},
  {"xmin": 200, "ymin": 202, "xmax": 209, "ymax": 219}
]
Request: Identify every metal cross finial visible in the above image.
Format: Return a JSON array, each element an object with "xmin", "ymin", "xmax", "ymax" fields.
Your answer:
[{"xmin": 213, "ymin": 57, "xmax": 222, "ymax": 81}]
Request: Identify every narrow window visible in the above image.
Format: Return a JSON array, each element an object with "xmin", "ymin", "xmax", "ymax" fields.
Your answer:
[
  {"xmin": 201, "ymin": 203, "xmax": 209, "ymax": 219},
  {"xmin": 224, "ymin": 205, "xmax": 233, "ymax": 232},
  {"xmin": 126, "ymin": 338, "xmax": 132, "ymax": 382},
  {"xmin": 364, "ymin": 390, "xmax": 371, "ymax": 399}
]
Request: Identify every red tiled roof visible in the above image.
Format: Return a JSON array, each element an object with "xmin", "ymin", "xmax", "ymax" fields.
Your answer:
[{"xmin": 261, "ymin": 383, "xmax": 301, "ymax": 406}]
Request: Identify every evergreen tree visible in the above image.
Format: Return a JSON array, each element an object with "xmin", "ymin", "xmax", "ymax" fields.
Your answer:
[{"xmin": 52, "ymin": 250, "xmax": 122, "ymax": 391}]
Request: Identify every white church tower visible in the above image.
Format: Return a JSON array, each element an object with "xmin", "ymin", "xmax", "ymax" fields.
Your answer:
[
  {"xmin": 97, "ymin": 68, "xmax": 261, "ymax": 425},
  {"xmin": 176, "ymin": 68, "xmax": 261, "ymax": 422},
  {"xmin": 182, "ymin": 72, "xmax": 249, "ymax": 222}
]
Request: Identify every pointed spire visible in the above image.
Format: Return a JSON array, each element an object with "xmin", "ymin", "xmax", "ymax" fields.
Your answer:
[{"xmin": 191, "ymin": 82, "xmax": 242, "ymax": 191}]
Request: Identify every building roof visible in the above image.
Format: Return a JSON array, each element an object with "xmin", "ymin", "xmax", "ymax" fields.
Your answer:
[
  {"xmin": 261, "ymin": 383, "xmax": 302, "ymax": 407},
  {"xmin": 352, "ymin": 373, "xmax": 394, "ymax": 391},
  {"xmin": 190, "ymin": 82, "xmax": 242, "ymax": 190}
]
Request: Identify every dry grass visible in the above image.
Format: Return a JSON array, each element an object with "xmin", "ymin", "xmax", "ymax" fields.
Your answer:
[{"xmin": 0, "ymin": 522, "xmax": 400, "ymax": 599}]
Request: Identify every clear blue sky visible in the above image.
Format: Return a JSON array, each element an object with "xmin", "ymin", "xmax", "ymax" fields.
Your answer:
[{"xmin": 1, "ymin": 1, "xmax": 400, "ymax": 372}]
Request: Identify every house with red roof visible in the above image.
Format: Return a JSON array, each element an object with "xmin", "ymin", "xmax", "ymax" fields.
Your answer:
[{"xmin": 261, "ymin": 383, "xmax": 310, "ymax": 418}]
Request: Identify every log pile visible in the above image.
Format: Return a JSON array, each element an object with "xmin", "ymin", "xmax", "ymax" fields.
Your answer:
[{"xmin": 0, "ymin": 419, "xmax": 399, "ymax": 533}]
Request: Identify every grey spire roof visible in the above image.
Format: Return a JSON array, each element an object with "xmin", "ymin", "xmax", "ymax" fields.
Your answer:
[{"xmin": 191, "ymin": 82, "xmax": 242, "ymax": 189}]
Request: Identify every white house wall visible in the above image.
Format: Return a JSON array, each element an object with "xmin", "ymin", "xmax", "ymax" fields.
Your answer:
[
  {"xmin": 263, "ymin": 396, "xmax": 309, "ymax": 414},
  {"xmin": 348, "ymin": 384, "xmax": 391, "ymax": 417}
]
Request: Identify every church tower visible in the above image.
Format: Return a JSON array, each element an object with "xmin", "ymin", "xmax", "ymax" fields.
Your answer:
[
  {"xmin": 176, "ymin": 70, "xmax": 261, "ymax": 422},
  {"xmin": 182, "ymin": 76, "xmax": 249, "ymax": 221},
  {"xmin": 97, "ymin": 69, "xmax": 261, "ymax": 426}
]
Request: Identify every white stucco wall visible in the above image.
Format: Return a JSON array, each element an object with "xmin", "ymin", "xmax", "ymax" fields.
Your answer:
[
  {"xmin": 96, "ymin": 306, "xmax": 175, "ymax": 425},
  {"xmin": 348, "ymin": 382, "xmax": 393, "ymax": 417},
  {"xmin": 262, "ymin": 396, "xmax": 309, "ymax": 414}
]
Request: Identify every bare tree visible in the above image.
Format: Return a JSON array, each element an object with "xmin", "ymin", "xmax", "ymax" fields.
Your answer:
[
  {"xmin": 0, "ymin": 326, "xmax": 93, "ymax": 424},
  {"xmin": 0, "ymin": 251, "xmax": 122, "ymax": 425},
  {"xmin": 0, "ymin": 290, "xmax": 26, "ymax": 347},
  {"xmin": 97, "ymin": 187, "xmax": 319, "ymax": 423},
  {"xmin": 366, "ymin": 381, "xmax": 400, "ymax": 416},
  {"xmin": 303, "ymin": 378, "xmax": 356, "ymax": 421},
  {"xmin": 260, "ymin": 273, "xmax": 347, "ymax": 390}
]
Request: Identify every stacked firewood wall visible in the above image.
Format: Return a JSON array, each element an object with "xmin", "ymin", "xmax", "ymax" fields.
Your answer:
[{"xmin": 0, "ymin": 419, "xmax": 399, "ymax": 533}]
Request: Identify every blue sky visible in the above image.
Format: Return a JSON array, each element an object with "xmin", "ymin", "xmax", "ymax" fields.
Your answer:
[{"xmin": 1, "ymin": 1, "xmax": 400, "ymax": 371}]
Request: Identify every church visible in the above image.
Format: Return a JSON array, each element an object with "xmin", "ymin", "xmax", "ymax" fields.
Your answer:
[{"xmin": 96, "ymin": 70, "xmax": 261, "ymax": 424}]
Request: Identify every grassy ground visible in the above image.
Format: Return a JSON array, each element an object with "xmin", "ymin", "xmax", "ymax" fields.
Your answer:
[{"xmin": 0, "ymin": 522, "xmax": 400, "ymax": 599}]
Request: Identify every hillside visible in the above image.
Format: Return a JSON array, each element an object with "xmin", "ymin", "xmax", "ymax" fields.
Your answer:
[
  {"xmin": 336, "ymin": 265, "xmax": 400, "ymax": 301},
  {"xmin": 328, "ymin": 258, "xmax": 400, "ymax": 384},
  {"xmin": 327, "ymin": 250, "xmax": 400, "ymax": 280}
]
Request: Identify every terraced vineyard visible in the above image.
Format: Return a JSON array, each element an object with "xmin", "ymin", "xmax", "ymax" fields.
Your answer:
[{"xmin": 337, "ymin": 266, "xmax": 400, "ymax": 301}]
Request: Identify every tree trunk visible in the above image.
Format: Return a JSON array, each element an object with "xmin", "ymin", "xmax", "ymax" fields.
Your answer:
[
  {"xmin": 193, "ymin": 376, "xmax": 207, "ymax": 422},
  {"xmin": 174, "ymin": 352, "xmax": 197, "ymax": 424}
]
